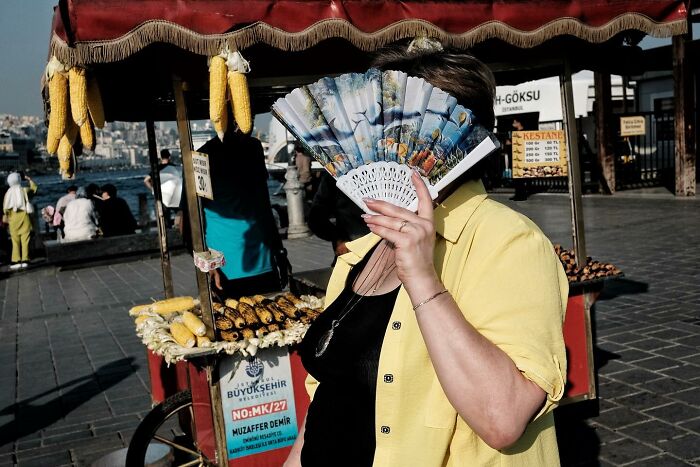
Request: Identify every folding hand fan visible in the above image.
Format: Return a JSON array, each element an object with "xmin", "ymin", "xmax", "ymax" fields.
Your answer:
[{"xmin": 271, "ymin": 68, "xmax": 500, "ymax": 213}]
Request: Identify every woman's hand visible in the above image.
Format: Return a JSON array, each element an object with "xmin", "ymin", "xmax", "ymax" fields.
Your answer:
[{"xmin": 362, "ymin": 171, "xmax": 441, "ymax": 292}]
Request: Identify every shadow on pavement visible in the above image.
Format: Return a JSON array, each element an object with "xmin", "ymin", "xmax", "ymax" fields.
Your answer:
[
  {"xmin": 0, "ymin": 358, "xmax": 138, "ymax": 446},
  {"xmin": 556, "ymin": 405, "xmax": 601, "ymax": 467},
  {"xmin": 596, "ymin": 277, "xmax": 648, "ymax": 301}
]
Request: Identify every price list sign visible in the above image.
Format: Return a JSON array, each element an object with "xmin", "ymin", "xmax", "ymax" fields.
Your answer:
[
  {"xmin": 191, "ymin": 151, "xmax": 214, "ymax": 199},
  {"xmin": 512, "ymin": 130, "xmax": 568, "ymax": 178}
]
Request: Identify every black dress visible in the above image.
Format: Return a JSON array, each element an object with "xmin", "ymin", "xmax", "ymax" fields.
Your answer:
[{"xmin": 298, "ymin": 255, "xmax": 399, "ymax": 467}]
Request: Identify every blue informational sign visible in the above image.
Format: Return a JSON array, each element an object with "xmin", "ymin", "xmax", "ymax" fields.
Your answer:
[{"xmin": 219, "ymin": 347, "xmax": 298, "ymax": 460}]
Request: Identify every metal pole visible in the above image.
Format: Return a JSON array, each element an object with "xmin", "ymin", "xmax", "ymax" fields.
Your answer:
[
  {"xmin": 284, "ymin": 132, "xmax": 311, "ymax": 239},
  {"xmin": 172, "ymin": 76, "xmax": 229, "ymax": 467},
  {"xmin": 146, "ymin": 119, "xmax": 174, "ymax": 298},
  {"xmin": 560, "ymin": 60, "xmax": 587, "ymax": 264}
]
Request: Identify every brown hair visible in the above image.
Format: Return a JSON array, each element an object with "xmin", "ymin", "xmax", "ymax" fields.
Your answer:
[{"xmin": 371, "ymin": 44, "xmax": 496, "ymax": 129}]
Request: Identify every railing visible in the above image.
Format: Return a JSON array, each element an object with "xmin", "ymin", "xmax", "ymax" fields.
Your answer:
[{"xmin": 614, "ymin": 111, "xmax": 675, "ymax": 189}]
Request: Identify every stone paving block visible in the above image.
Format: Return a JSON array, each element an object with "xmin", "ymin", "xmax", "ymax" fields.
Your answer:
[
  {"xmin": 609, "ymin": 368, "xmax": 665, "ymax": 385},
  {"xmin": 108, "ymin": 394, "xmax": 152, "ymax": 416},
  {"xmin": 631, "ymin": 455, "xmax": 695, "ymax": 467},
  {"xmin": 613, "ymin": 391, "xmax": 675, "ymax": 412},
  {"xmin": 41, "ymin": 428, "xmax": 94, "ymax": 446},
  {"xmin": 15, "ymin": 448, "xmax": 72, "ymax": 466},
  {"xmin": 641, "ymin": 377, "xmax": 694, "ymax": 395},
  {"xmin": 661, "ymin": 364, "xmax": 700, "ymax": 381},
  {"xmin": 679, "ymin": 417, "xmax": 700, "ymax": 434},
  {"xmin": 597, "ymin": 406, "xmax": 652, "ymax": 430},
  {"xmin": 632, "ymin": 356, "xmax": 681, "ymax": 371},
  {"xmin": 598, "ymin": 436, "xmax": 661, "ymax": 465},
  {"xmin": 650, "ymin": 345, "xmax": 698, "ymax": 359},
  {"xmin": 661, "ymin": 433, "xmax": 700, "ymax": 461},
  {"xmin": 618, "ymin": 420, "xmax": 687, "ymax": 445},
  {"xmin": 598, "ymin": 377, "xmax": 644, "ymax": 400},
  {"xmin": 644, "ymin": 402, "xmax": 700, "ymax": 424}
]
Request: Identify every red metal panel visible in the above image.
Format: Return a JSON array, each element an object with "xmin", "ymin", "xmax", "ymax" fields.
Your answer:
[
  {"xmin": 53, "ymin": 0, "xmax": 687, "ymax": 45},
  {"xmin": 146, "ymin": 351, "xmax": 189, "ymax": 404},
  {"xmin": 562, "ymin": 294, "xmax": 593, "ymax": 400},
  {"xmin": 188, "ymin": 362, "xmax": 218, "ymax": 462}
]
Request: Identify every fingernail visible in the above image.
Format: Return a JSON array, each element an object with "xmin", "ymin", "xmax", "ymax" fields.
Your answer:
[
  {"xmin": 361, "ymin": 214, "xmax": 371, "ymax": 218},
  {"xmin": 363, "ymin": 197, "xmax": 375, "ymax": 203}
]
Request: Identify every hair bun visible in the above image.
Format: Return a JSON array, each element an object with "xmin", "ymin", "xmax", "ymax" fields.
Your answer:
[{"xmin": 407, "ymin": 37, "xmax": 444, "ymax": 54}]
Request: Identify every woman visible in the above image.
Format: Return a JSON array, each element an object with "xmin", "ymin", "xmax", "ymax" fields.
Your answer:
[
  {"xmin": 62, "ymin": 187, "xmax": 99, "ymax": 242},
  {"xmin": 3, "ymin": 172, "xmax": 37, "ymax": 269},
  {"xmin": 287, "ymin": 45, "xmax": 568, "ymax": 466}
]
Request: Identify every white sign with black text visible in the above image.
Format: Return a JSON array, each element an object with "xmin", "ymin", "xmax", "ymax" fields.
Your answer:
[{"xmin": 191, "ymin": 151, "xmax": 214, "ymax": 200}]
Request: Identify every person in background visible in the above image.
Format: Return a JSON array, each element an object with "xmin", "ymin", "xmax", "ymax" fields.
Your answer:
[
  {"xmin": 3, "ymin": 172, "xmax": 37, "ymax": 269},
  {"xmin": 308, "ymin": 172, "xmax": 369, "ymax": 258},
  {"xmin": 98, "ymin": 184, "xmax": 137, "ymax": 237},
  {"xmin": 53, "ymin": 185, "xmax": 78, "ymax": 238},
  {"xmin": 62, "ymin": 187, "xmax": 99, "ymax": 242},
  {"xmin": 145, "ymin": 149, "xmax": 181, "ymax": 227},
  {"xmin": 294, "ymin": 144, "xmax": 313, "ymax": 197},
  {"xmin": 197, "ymin": 126, "xmax": 290, "ymax": 298}
]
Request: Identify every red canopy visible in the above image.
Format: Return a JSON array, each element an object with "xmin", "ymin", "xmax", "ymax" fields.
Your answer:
[{"xmin": 50, "ymin": 0, "xmax": 687, "ymax": 66}]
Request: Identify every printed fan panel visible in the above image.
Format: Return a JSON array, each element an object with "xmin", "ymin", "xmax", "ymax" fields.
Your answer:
[{"xmin": 271, "ymin": 68, "xmax": 500, "ymax": 212}]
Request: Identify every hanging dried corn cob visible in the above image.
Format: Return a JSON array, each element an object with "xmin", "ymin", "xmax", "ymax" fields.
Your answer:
[
  {"xmin": 209, "ymin": 54, "xmax": 228, "ymax": 141},
  {"xmin": 69, "ymin": 67, "xmax": 89, "ymax": 127},
  {"xmin": 80, "ymin": 118, "xmax": 95, "ymax": 151},
  {"xmin": 57, "ymin": 118, "xmax": 79, "ymax": 179},
  {"xmin": 87, "ymin": 72, "xmax": 105, "ymax": 128},
  {"xmin": 46, "ymin": 57, "xmax": 69, "ymax": 155},
  {"xmin": 227, "ymin": 50, "xmax": 252, "ymax": 134}
]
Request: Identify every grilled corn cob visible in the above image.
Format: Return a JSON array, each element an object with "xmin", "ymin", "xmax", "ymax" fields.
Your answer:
[
  {"xmin": 224, "ymin": 298, "xmax": 239, "ymax": 309},
  {"xmin": 182, "ymin": 311, "xmax": 206, "ymax": 337},
  {"xmin": 253, "ymin": 304, "xmax": 274, "ymax": 324},
  {"xmin": 215, "ymin": 316, "xmax": 234, "ymax": 330},
  {"xmin": 209, "ymin": 55, "xmax": 228, "ymax": 141},
  {"xmin": 227, "ymin": 51, "xmax": 252, "ymax": 134},
  {"xmin": 237, "ymin": 302, "xmax": 260, "ymax": 326},
  {"xmin": 220, "ymin": 329, "xmax": 239, "ymax": 342},
  {"xmin": 267, "ymin": 323, "xmax": 281, "ymax": 333},
  {"xmin": 275, "ymin": 297, "xmax": 301, "ymax": 319},
  {"xmin": 87, "ymin": 74, "xmax": 105, "ymax": 128},
  {"xmin": 265, "ymin": 302, "xmax": 287, "ymax": 323},
  {"xmin": 170, "ymin": 322, "xmax": 196, "ymax": 348},
  {"xmin": 212, "ymin": 302, "xmax": 226, "ymax": 314},
  {"xmin": 241, "ymin": 328, "xmax": 255, "ymax": 340},
  {"xmin": 69, "ymin": 67, "xmax": 89, "ymax": 127},
  {"xmin": 283, "ymin": 292, "xmax": 304, "ymax": 306},
  {"xmin": 223, "ymin": 307, "xmax": 246, "ymax": 329},
  {"xmin": 252, "ymin": 295, "xmax": 266, "ymax": 304},
  {"xmin": 239, "ymin": 296, "xmax": 256, "ymax": 306}
]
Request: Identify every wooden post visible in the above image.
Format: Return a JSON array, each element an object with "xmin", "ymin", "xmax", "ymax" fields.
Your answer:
[
  {"xmin": 594, "ymin": 72, "xmax": 615, "ymax": 194},
  {"xmin": 173, "ymin": 76, "xmax": 229, "ymax": 467},
  {"xmin": 673, "ymin": 34, "xmax": 696, "ymax": 197},
  {"xmin": 560, "ymin": 60, "xmax": 587, "ymax": 264},
  {"xmin": 146, "ymin": 119, "xmax": 174, "ymax": 298}
]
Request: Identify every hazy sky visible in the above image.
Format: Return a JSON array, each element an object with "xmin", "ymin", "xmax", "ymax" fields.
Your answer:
[
  {"xmin": 0, "ymin": 0, "xmax": 57, "ymax": 117},
  {"xmin": 0, "ymin": 0, "xmax": 682, "ymax": 118}
]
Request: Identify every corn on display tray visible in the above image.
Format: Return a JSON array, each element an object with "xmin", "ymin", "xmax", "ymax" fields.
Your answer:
[{"xmin": 133, "ymin": 293, "xmax": 323, "ymax": 364}]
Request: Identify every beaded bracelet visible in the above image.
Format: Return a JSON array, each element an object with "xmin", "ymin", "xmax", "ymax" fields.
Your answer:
[{"xmin": 412, "ymin": 289, "xmax": 449, "ymax": 311}]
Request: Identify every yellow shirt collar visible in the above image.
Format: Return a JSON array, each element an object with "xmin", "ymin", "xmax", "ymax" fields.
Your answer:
[{"xmin": 342, "ymin": 180, "xmax": 489, "ymax": 263}]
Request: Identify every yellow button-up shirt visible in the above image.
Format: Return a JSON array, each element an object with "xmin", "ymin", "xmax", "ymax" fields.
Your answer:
[{"xmin": 306, "ymin": 180, "xmax": 568, "ymax": 466}]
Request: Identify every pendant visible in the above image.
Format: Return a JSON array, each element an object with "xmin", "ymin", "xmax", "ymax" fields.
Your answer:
[{"xmin": 315, "ymin": 321, "xmax": 336, "ymax": 357}]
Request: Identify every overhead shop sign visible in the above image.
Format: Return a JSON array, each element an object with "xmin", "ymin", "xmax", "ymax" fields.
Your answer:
[
  {"xmin": 512, "ymin": 130, "xmax": 568, "ymax": 178},
  {"xmin": 619, "ymin": 116, "xmax": 646, "ymax": 137}
]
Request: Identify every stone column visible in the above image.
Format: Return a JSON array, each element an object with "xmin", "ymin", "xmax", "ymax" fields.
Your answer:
[{"xmin": 284, "ymin": 150, "xmax": 311, "ymax": 239}]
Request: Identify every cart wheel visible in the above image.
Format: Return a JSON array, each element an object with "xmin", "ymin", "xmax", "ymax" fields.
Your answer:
[{"xmin": 126, "ymin": 390, "xmax": 205, "ymax": 467}]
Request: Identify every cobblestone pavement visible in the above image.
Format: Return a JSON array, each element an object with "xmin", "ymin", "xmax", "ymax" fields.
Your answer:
[{"xmin": 0, "ymin": 194, "xmax": 698, "ymax": 466}]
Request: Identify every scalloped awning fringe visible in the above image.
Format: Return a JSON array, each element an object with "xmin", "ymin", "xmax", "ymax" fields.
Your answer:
[{"xmin": 49, "ymin": 14, "xmax": 688, "ymax": 67}]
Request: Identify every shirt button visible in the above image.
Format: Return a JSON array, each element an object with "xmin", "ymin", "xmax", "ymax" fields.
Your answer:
[
  {"xmin": 392, "ymin": 321, "xmax": 401, "ymax": 330},
  {"xmin": 383, "ymin": 374, "xmax": 394, "ymax": 383},
  {"xmin": 380, "ymin": 425, "xmax": 391, "ymax": 434}
]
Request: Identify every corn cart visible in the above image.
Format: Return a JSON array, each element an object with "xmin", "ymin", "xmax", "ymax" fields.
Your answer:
[{"xmin": 44, "ymin": 0, "xmax": 687, "ymax": 465}]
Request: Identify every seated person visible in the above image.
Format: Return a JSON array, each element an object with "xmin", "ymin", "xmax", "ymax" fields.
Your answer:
[
  {"xmin": 62, "ymin": 187, "xmax": 99, "ymax": 242},
  {"xmin": 98, "ymin": 184, "xmax": 137, "ymax": 237}
]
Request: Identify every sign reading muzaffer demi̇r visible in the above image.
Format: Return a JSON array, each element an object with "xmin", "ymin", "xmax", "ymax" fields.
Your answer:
[
  {"xmin": 191, "ymin": 151, "xmax": 214, "ymax": 200},
  {"xmin": 220, "ymin": 347, "xmax": 298, "ymax": 461},
  {"xmin": 512, "ymin": 130, "xmax": 568, "ymax": 178},
  {"xmin": 620, "ymin": 116, "xmax": 646, "ymax": 137}
]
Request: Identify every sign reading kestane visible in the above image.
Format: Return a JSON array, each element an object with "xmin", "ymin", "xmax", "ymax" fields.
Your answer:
[{"xmin": 512, "ymin": 130, "xmax": 568, "ymax": 178}]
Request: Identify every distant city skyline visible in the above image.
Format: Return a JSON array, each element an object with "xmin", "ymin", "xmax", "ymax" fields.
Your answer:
[{"xmin": 0, "ymin": 1, "xmax": 684, "ymax": 118}]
